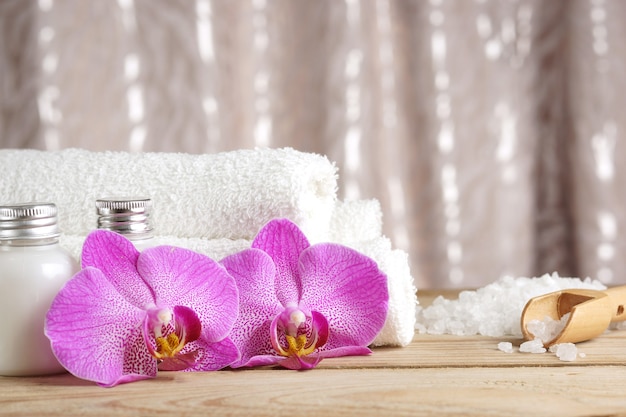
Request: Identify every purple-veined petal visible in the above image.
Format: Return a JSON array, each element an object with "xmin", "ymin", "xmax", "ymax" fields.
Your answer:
[
  {"xmin": 269, "ymin": 311, "xmax": 285, "ymax": 356},
  {"xmin": 221, "ymin": 249, "xmax": 283, "ymax": 368},
  {"xmin": 173, "ymin": 305, "xmax": 202, "ymax": 344},
  {"xmin": 180, "ymin": 337, "xmax": 240, "ymax": 371},
  {"xmin": 245, "ymin": 355, "xmax": 284, "ymax": 368},
  {"xmin": 45, "ymin": 267, "xmax": 156, "ymax": 387},
  {"xmin": 80, "ymin": 230, "xmax": 154, "ymax": 308},
  {"xmin": 252, "ymin": 219, "xmax": 309, "ymax": 305},
  {"xmin": 278, "ymin": 353, "xmax": 321, "ymax": 370},
  {"xmin": 298, "ymin": 243, "xmax": 388, "ymax": 350},
  {"xmin": 319, "ymin": 345, "xmax": 372, "ymax": 359},
  {"xmin": 311, "ymin": 310, "xmax": 329, "ymax": 349},
  {"xmin": 158, "ymin": 351, "xmax": 200, "ymax": 371},
  {"xmin": 137, "ymin": 246, "xmax": 238, "ymax": 343}
]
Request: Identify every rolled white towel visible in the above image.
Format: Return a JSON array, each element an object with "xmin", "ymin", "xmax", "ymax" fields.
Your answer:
[
  {"xmin": 60, "ymin": 234, "xmax": 251, "ymax": 263},
  {"xmin": 3, "ymin": 145, "xmax": 413, "ymax": 347},
  {"xmin": 61, "ymin": 218, "xmax": 416, "ymax": 347},
  {"xmin": 0, "ymin": 148, "xmax": 338, "ymax": 243},
  {"xmin": 327, "ymin": 199, "xmax": 382, "ymax": 243},
  {"xmin": 59, "ymin": 199, "xmax": 380, "ymax": 261}
]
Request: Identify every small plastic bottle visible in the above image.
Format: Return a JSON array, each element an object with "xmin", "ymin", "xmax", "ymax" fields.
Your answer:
[
  {"xmin": 0, "ymin": 202, "xmax": 79, "ymax": 376},
  {"xmin": 95, "ymin": 197, "xmax": 156, "ymax": 250}
]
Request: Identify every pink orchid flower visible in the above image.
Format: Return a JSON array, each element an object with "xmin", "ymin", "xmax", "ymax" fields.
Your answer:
[
  {"xmin": 45, "ymin": 230, "xmax": 240, "ymax": 387},
  {"xmin": 221, "ymin": 218, "xmax": 388, "ymax": 370}
]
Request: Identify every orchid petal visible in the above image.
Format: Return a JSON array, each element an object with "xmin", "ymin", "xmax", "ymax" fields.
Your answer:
[
  {"xmin": 311, "ymin": 310, "xmax": 329, "ymax": 349},
  {"xmin": 244, "ymin": 355, "xmax": 284, "ymax": 368},
  {"xmin": 45, "ymin": 267, "xmax": 156, "ymax": 387},
  {"xmin": 158, "ymin": 351, "xmax": 200, "ymax": 371},
  {"xmin": 173, "ymin": 305, "xmax": 202, "ymax": 344},
  {"xmin": 137, "ymin": 246, "xmax": 239, "ymax": 343},
  {"xmin": 221, "ymin": 249, "xmax": 283, "ymax": 367},
  {"xmin": 278, "ymin": 353, "xmax": 320, "ymax": 370},
  {"xmin": 181, "ymin": 337, "xmax": 240, "ymax": 371},
  {"xmin": 80, "ymin": 230, "xmax": 154, "ymax": 308},
  {"xmin": 319, "ymin": 345, "xmax": 372, "ymax": 359},
  {"xmin": 252, "ymin": 219, "xmax": 309, "ymax": 305},
  {"xmin": 299, "ymin": 243, "xmax": 388, "ymax": 349},
  {"xmin": 269, "ymin": 312, "xmax": 285, "ymax": 356}
]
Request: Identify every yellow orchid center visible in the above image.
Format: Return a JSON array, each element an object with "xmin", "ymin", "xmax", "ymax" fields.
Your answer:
[
  {"xmin": 154, "ymin": 333, "xmax": 185, "ymax": 359},
  {"xmin": 280, "ymin": 334, "xmax": 317, "ymax": 357}
]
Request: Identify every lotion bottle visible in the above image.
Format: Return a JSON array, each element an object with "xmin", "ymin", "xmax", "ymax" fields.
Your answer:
[{"xmin": 0, "ymin": 202, "xmax": 79, "ymax": 376}]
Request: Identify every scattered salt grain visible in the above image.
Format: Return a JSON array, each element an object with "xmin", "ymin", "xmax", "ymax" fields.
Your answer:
[
  {"xmin": 519, "ymin": 339, "xmax": 546, "ymax": 354},
  {"xmin": 497, "ymin": 339, "xmax": 586, "ymax": 361},
  {"xmin": 415, "ymin": 272, "xmax": 604, "ymax": 338},
  {"xmin": 549, "ymin": 343, "xmax": 578, "ymax": 362},
  {"xmin": 497, "ymin": 342, "xmax": 514, "ymax": 353}
]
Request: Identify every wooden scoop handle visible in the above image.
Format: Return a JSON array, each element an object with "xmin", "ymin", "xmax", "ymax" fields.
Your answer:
[{"xmin": 605, "ymin": 285, "xmax": 626, "ymax": 322}]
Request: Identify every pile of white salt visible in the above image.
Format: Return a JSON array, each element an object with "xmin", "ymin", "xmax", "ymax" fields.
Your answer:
[{"xmin": 415, "ymin": 272, "xmax": 605, "ymax": 361}]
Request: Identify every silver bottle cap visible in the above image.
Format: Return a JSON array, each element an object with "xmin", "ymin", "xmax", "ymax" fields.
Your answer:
[
  {"xmin": 95, "ymin": 197, "xmax": 153, "ymax": 239},
  {"xmin": 0, "ymin": 203, "xmax": 60, "ymax": 241}
]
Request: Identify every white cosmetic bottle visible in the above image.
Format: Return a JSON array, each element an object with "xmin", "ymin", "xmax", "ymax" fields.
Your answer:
[
  {"xmin": 0, "ymin": 203, "xmax": 79, "ymax": 376},
  {"xmin": 95, "ymin": 197, "xmax": 156, "ymax": 250}
]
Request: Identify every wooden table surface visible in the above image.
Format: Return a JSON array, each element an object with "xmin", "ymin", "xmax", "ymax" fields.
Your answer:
[{"xmin": 2, "ymin": 290, "xmax": 626, "ymax": 417}]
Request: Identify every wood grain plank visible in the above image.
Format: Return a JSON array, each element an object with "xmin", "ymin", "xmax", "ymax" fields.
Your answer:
[
  {"xmin": 2, "ymin": 289, "xmax": 626, "ymax": 417},
  {"xmin": 315, "ymin": 331, "xmax": 626, "ymax": 369},
  {"xmin": 3, "ymin": 367, "xmax": 626, "ymax": 417}
]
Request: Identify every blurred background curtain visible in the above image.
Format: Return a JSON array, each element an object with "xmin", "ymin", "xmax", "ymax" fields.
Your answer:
[{"xmin": 1, "ymin": 0, "xmax": 625, "ymax": 289}]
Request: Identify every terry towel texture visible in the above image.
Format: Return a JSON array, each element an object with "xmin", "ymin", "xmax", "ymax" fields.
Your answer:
[
  {"xmin": 0, "ymin": 147, "xmax": 337, "ymax": 243},
  {"xmin": 1, "ymin": 148, "xmax": 417, "ymax": 347}
]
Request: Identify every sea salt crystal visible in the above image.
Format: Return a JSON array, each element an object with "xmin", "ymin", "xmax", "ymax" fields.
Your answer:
[
  {"xmin": 549, "ymin": 343, "xmax": 578, "ymax": 362},
  {"xmin": 526, "ymin": 313, "xmax": 571, "ymax": 344},
  {"xmin": 497, "ymin": 341, "xmax": 514, "ymax": 353},
  {"xmin": 415, "ymin": 272, "xmax": 604, "ymax": 338},
  {"xmin": 519, "ymin": 339, "xmax": 547, "ymax": 353}
]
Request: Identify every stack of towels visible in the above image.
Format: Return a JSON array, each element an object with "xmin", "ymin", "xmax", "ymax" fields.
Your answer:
[{"xmin": 0, "ymin": 147, "xmax": 417, "ymax": 347}]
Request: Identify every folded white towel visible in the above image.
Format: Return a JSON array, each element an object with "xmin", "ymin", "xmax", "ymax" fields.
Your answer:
[
  {"xmin": 3, "ymin": 147, "xmax": 416, "ymax": 347},
  {"xmin": 60, "ymin": 199, "xmax": 416, "ymax": 347},
  {"xmin": 327, "ymin": 199, "xmax": 383, "ymax": 243},
  {"xmin": 0, "ymin": 148, "xmax": 338, "ymax": 243},
  {"xmin": 59, "ymin": 234, "xmax": 251, "ymax": 263}
]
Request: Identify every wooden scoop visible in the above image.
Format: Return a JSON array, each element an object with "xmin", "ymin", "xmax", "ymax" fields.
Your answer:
[{"xmin": 521, "ymin": 286, "xmax": 626, "ymax": 347}]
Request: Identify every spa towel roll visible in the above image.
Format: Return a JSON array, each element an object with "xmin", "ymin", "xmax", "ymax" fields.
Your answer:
[
  {"xmin": 59, "ymin": 234, "xmax": 251, "ymax": 264},
  {"xmin": 328, "ymin": 199, "xmax": 383, "ymax": 243},
  {"xmin": 59, "ymin": 198, "xmax": 416, "ymax": 347},
  {"xmin": 0, "ymin": 148, "xmax": 338, "ymax": 243},
  {"xmin": 4, "ymin": 147, "xmax": 416, "ymax": 347}
]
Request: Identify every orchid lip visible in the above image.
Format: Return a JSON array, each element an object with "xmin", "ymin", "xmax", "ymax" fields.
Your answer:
[
  {"xmin": 270, "ymin": 307, "xmax": 329, "ymax": 360},
  {"xmin": 144, "ymin": 305, "xmax": 202, "ymax": 367}
]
